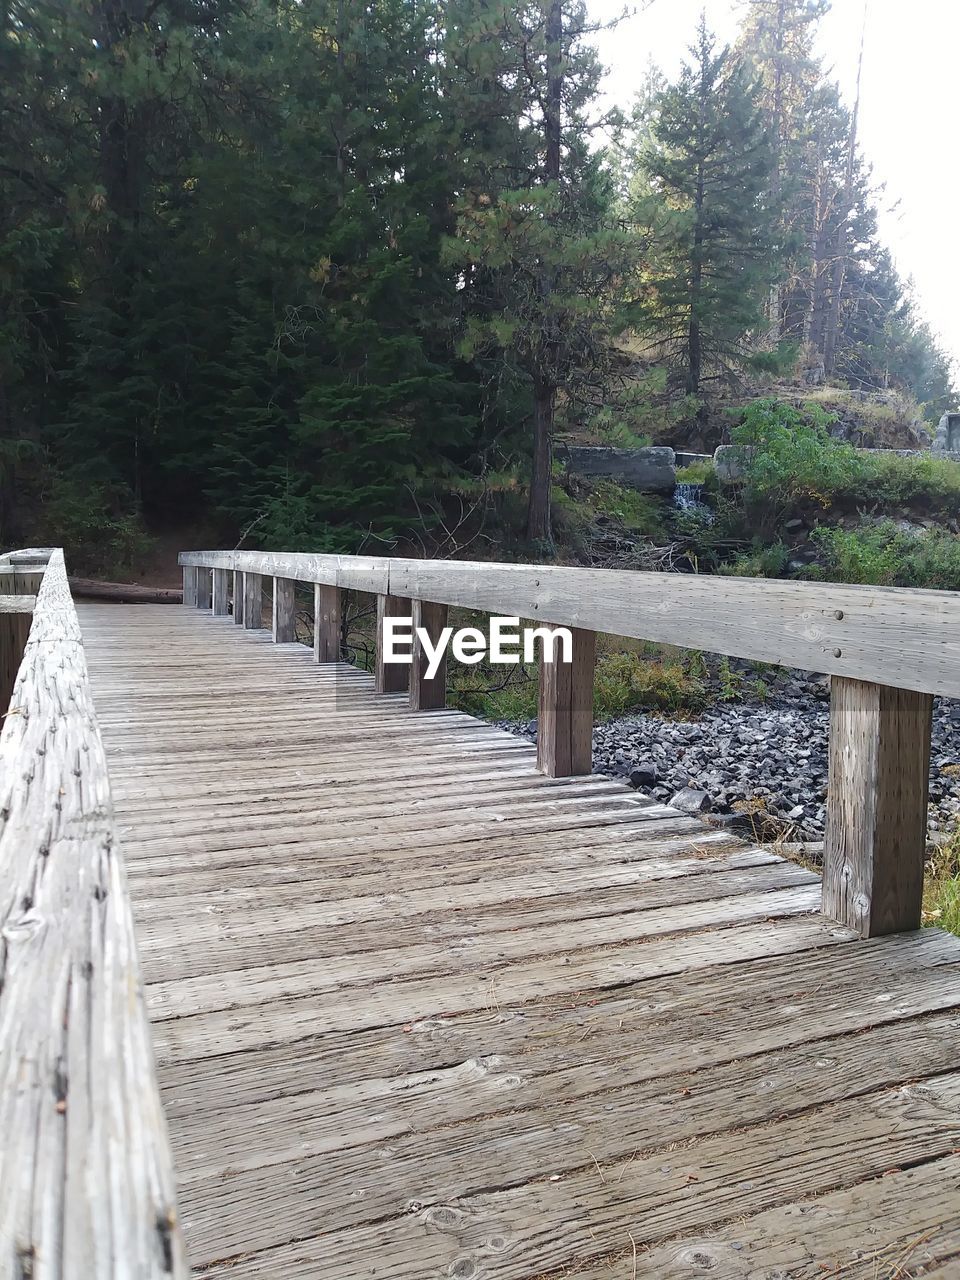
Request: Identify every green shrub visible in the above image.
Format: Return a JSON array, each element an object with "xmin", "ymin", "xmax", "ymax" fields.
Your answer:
[
  {"xmin": 808, "ymin": 520, "xmax": 960, "ymax": 590},
  {"xmin": 729, "ymin": 397, "xmax": 960, "ymax": 523},
  {"xmin": 593, "ymin": 651, "xmax": 707, "ymax": 718},
  {"xmin": 719, "ymin": 541, "xmax": 791, "ymax": 579},
  {"xmin": 730, "ymin": 399, "xmax": 862, "ymax": 526},
  {"xmin": 33, "ymin": 471, "xmax": 154, "ymax": 576},
  {"xmin": 451, "ymin": 647, "xmax": 708, "ymax": 722},
  {"xmin": 675, "ymin": 460, "xmax": 715, "ymax": 485}
]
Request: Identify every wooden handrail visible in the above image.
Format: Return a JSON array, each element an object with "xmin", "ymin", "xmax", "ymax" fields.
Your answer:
[
  {"xmin": 0, "ymin": 550, "xmax": 187, "ymax": 1279},
  {"xmin": 182, "ymin": 548, "xmax": 955, "ymax": 939},
  {"xmin": 180, "ymin": 549, "xmax": 960, "ymax": 699}
]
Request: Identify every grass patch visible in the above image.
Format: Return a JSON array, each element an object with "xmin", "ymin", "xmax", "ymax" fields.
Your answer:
[
  {"xmin": 806, "ymin": 521, "xmax": 960, "ymax": 590},
  {"xmin": 924, "ymin": 825, "xmax": 960, "ymax": 935}
]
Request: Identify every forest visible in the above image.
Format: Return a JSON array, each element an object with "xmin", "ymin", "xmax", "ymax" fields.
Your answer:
[{"xmin": 1, "ymin": 0, "xmax": 956, "ymax": 570}]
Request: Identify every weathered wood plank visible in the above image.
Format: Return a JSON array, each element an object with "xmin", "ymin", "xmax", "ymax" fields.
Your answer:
[
  {"xmin": 551, "ymin": 1156, "xmax": 960, "ymax": 1280},
  {"xmin": 190, "ymin": 1069, "xmax": 960, "ymax": 1274},
  {"xmin": 0, "ymin": 608, "xmax": 32, "ymax": 715},
  {"xmin": 181, "ymin": 565, "xmax": 198, "ymax": 608},
  {"xmin": 233, "ymin": 570, "xmax": 244, "ymax": 625},
  {"xmin": 271, "ymin": 576, "xmax": 297, "ymax": 643},
  {"xmin": 537, "ymin": 625, "xmax": 595, "ymax": 776},
  {"xmin": 0, "ymin": 595, "xmax": 36, "ymax": 612},
  {"xmin": 154, "ymin": 928, "xmax": 955, "ymax": 1117},
  {"xmin": 75, "ymin": 599, "xmax": 960, "ymax": 1279},
  {"xmin": 211, "ymin": 568, "xmax": 229, "ymax": 617},
  {"xmin": 195, "ymin": 567, "xmax": 212, "ymax": 610},
  {"xmin": 0, "ymin": 555, "xmax": 186, "ymax": 1279},
  {"xmin": 823, "ymin": 676, "xmax": 933, "ymax": 935},
  {"xmin": 242, "ymin": 571, "xmax": 263, "ymax": 630},
  {"xmin": 409, "ymin": 598, "xmax": 448, "ymax": 710},
  {"xmin": 314, "ymin": 582, "xmax": 341, "ymax": 662},
  {"xmin": 375, "ymin": 592, "xmax": 411, "ymax": 693}
]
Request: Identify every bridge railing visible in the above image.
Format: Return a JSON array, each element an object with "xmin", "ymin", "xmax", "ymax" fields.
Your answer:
[
  {"xmin": 180, "ymin": 549, "xmax": 960, "ymax": 940},
  {"xmin": 0, "ymin": 549, "xmax": 186, "ymax": 1279}
]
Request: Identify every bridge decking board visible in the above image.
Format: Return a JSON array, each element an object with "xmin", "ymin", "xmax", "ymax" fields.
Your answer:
[{"xmin": 77, "ymin": 601, "xmax": 960, "ymax": 1279}]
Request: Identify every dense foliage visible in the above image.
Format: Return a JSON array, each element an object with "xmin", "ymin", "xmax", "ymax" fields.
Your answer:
[{"xmin": 1, "ymin": 0, "xmax": 954, "ymax": 565}]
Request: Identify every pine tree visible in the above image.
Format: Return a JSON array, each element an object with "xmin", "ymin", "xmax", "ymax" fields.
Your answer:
[
  {"xmin": 446, "ymin": 0, "xmax": 636, "ymax": 547},
  {"xmin": 634, "ymin": 17, "xmax": 779, "ymax": 396}
]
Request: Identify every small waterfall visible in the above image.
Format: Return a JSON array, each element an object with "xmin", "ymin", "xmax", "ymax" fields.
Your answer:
[{"xmin": 673, "ymin": 481, "xmax": 714, "ymax": 522}]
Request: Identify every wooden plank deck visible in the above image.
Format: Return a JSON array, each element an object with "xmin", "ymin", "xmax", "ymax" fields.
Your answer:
[{"xmin": 78, "ymin": 602, "xmax": 960, "ymax": 1279}]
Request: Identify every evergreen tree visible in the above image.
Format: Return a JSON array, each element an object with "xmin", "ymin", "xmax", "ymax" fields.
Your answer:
[
  {"xmin": 634, "ymin": 17, "xmax": 779, "ymax": 395},
  {"xmin": 446, "ymin": 0, "xmax": 636, "ymax": 546}
]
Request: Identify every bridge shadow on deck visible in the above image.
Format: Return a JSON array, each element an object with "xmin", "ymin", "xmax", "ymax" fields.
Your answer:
[{"xmin": 79, "ymin": 602, "xmax": 960, "ymax": 1279}]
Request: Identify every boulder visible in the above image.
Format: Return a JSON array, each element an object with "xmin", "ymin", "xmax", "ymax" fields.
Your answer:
[
  {"xmin": 562, "ymin": 445, "xmax": 676, "ymax": 494},
  {"xmin": 713, "ymin": 444, "xmax": 756, "ymax": 483}
]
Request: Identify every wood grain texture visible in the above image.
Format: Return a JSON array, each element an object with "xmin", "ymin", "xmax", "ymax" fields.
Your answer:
[
  {"xmin": 537, "ymin": 625, "xmax": 595, "ymax": 776},
  {"xmin": 374, "ymin": 592, "xmax": 411, "ymax": 693},
  {"xmin": 409, "ymin": 598, "xmax": 448, "ymax": 710},
  {"xmin": 195, "ymin": 568, "xmax": 211, "ymax": 610},
  {"xmin": 0, "ymin": 609, "xmax": 32, "ymax": 715},
  {"xmin": 232, "ymin": 570, "xmax": 244, "ymax": 625},
  {"xmin": 271, "ymin": 576, "xmax": 296, "ymax": 643},
  {"xmin": 823, "ymin": 676, "xmax": 933, "ymax": 935},
  {"xmin": 179, "ymin": 548, "xmax": 960, "ymax": 697},
  {"xmin": 0, "ymin": 553, "xmax": 186, "ymax": 1280},
  {"xmin": 74, "ymin": 599, "xmax": 960, "ymax": 1279},
  {"xmin": 242, "ymin": 571, "xmax": 263, "ymax": 630},
  {"xmin": 313, "ymin": 583, "xmax": 341, "ymax": 662},
  {"xmin": 181, "ymin": 565, "xmax": 197, "ymax": 608},
  {"xmin": 211, "ymin": 568, "xmax": 229, "ymax": 617}
]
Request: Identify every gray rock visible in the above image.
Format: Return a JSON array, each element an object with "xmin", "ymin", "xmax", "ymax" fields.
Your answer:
[
  {"xmin": 669, "ymin": 787, "xmax": 712, "ymax": 815},
  {"xmin": 629, "ymin": 762, "xmax": 658, "ymax": 789},
  {"xmin": 562, "ymin": 445, "xmax": 676, "ymax": 494}
]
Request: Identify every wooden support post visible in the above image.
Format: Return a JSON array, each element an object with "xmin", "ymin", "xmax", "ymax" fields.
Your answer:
[
  {"xmin": 537, "ymin": 626, "xmax": 596, "ymax": 778},
  {"xmin": 243, "ymin": 572, "xmax": 264, "ymax": 629},
  {"xmin": 409, "ymin": 599, "xmax": 448, "ymax": 711},
  {"xmin": 823, "ymin": 676, "xmax": 933, "ymax": 937},
  {"xmin": 182, "ymin": 565, "xmax": 198, "ymax": 608},
  {"xmin": 0, "ymin": 610, "xmax": 31, "ymax": 714},
  {"xmin": 272, "ymin": 576, "xmax": 297, "ymax": 642},
  {"xmin": 196, "ymin": 568, "xmax": 212, "ymax": 610},
  {"xmin": 375, "ymin": 593, "xmax": 411, "ymax": 693},
  {"xmin": 212, "ymin": 567, "xmax": 229, "ymax": 616},
  {"xmin": 314, "ymin": 583, "xmax": 341, "ymax": 663},
  {"xmin": 233, "ymin": 570, "xmax": 244, "ymax": 625}
]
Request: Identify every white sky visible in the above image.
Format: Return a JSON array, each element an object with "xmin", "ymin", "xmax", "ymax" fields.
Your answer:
[{"xmin": 588, "ymin": 0, "xmax": 960, "ymax": 375}]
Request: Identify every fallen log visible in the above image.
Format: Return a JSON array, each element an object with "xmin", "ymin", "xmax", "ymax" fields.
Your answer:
[{"xmin": 69, "ymin": 577, "xmax": 183, "ymax": 604}]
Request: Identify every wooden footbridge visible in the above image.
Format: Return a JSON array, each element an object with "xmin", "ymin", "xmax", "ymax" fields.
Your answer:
[{"xmin": 3, "ymin": 546, "xmax": 960, "ymax": 1279}]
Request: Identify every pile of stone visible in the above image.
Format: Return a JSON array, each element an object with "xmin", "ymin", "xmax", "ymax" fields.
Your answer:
[{"xmin": 504, "ymin": 676, "xmax": 960, "ymax": 844}]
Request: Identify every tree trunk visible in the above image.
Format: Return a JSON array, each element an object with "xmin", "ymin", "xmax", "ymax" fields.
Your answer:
[
  {"xmin": 525, "ymin": 0, "xmax": 562, "ymax": 548},
  {"xmin": 822, "ymin": 13, "xmax": 865, "ymax": 380},
  {"xmin": 527, "ymin": 378, "xmax": 554, "ymax": 545}
]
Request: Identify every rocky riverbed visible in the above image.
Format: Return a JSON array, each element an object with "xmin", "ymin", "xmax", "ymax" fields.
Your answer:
[{"xmin": 503, "ymin": 672, "xmax": 960, "ymax": 844}]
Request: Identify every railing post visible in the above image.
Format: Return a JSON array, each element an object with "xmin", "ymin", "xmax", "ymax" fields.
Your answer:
[
  {"xmin": 212, "ymin": 567, "xmax": 229, "ymax": 616},
  {"xmin": 182, "ymin": 565, "xmax": 198, "ymax": 607},
  {"xmin": 233, "ymin": 570, "xmax": 245, "ymax": 625},
  {"xmin": 196, "ymin": 568, "xmax": 212, "ymax": 610},
  {"xmin": 537, "ymin": 626, "xmax": 596, "ymax": 778},
  {"xmin": 243, "ymin": 572, "xmax": 264, "ymax": 629},
  {"xmin": 314, "ymin": 583, "xmax": 341, "ymax": 662},
  {"xmin": 823, "ymin": 676, "xmax": 933, "ymax": 937},
  {"xmin": 273, "ymin": 576, "xmax": 297, "ymax": 642},
  {"xmin": 410, "ymin": 600, "xmax": 448, "ymax": 711},
  {"xmin": 375, "ymin": 593, "xmax": 411, "ymax": 693}
]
